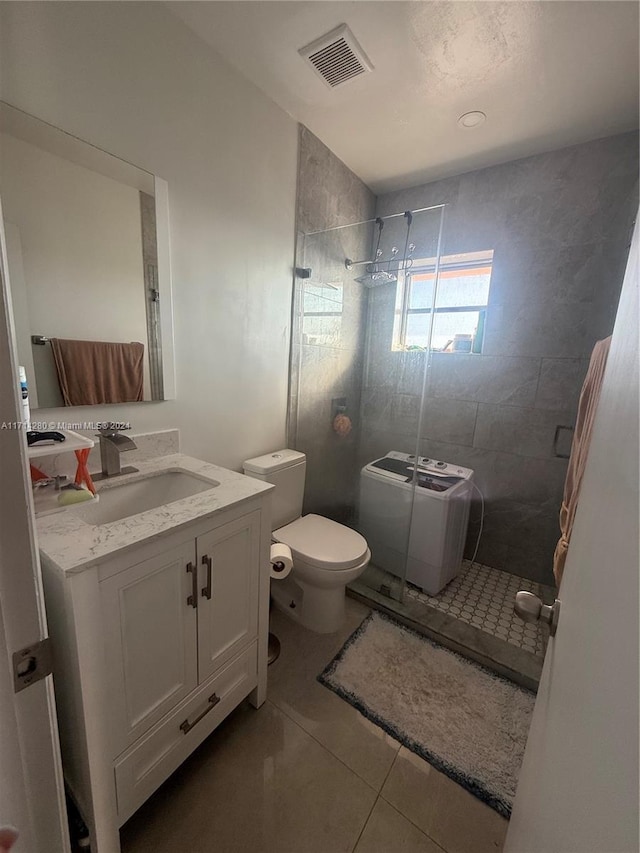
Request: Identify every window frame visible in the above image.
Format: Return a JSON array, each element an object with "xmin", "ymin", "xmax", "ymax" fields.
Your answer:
[{"xmin": 393, "ymin": 250, "xmax": 494, "ymax": 352}]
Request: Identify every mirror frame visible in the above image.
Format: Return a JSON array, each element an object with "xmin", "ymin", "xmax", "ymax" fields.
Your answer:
[
  {"xmin": 0, "ymin": 101, "xmax": 177, "ymax": 405},
  {"xmin": 153, "ymin": 176, "xmax": 176, "ymax": 401}
]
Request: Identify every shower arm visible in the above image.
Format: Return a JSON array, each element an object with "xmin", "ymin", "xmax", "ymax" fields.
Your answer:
[{"xmin": 345, "ymin": 217, "xmax": 384, "ymax": 270}]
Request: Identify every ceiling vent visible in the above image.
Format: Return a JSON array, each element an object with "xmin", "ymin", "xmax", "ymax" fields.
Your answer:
[{"xmin": 299, "ymin": 24, "xmax": 373, "ymax": 88}]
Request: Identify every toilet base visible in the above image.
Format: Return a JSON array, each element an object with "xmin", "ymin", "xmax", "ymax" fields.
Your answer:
[
  {"xmin": 267, "ymin": 633, "xmax": 281, "ymax": 665},
  {"xmin": 271, "ymin": 575, "xmax": 348, "ymax": 634}
]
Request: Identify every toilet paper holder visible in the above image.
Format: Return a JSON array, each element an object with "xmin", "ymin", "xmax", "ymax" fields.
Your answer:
[{"xmin": 270, "ymin": 543, "xmax": 293, "ymax": 580}]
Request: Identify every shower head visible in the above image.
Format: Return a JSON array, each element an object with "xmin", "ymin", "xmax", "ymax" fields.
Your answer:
[{"xmin": 355, "ymin": 268, "xmax": 398, "ymax": 287}]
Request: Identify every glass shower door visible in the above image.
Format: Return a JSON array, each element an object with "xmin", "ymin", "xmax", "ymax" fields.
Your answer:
[
  {"xmin": 355, "ymin": 205, "xmax": 446, "ymax": 603},
  {"xmin": 288, "ymin": 204, "xmax": 446, "ymax": 605},
  {"xmin": 289, "ymin": 219, "xmax": 374, "ymax": 525}
]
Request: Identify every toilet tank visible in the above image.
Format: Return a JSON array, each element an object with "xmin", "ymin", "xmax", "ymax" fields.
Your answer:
[{"xmin": 243, "ymin": 449, "xmax": 306, "ymax": 530}]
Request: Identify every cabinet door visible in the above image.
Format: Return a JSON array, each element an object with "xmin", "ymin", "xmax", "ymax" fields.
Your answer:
[
  {"xmin": 196, "ymin": 510, "xmax": 261, "ymax": 683},
  {"xmin": 100, "ymin": 541, "xmax": 198, "ymax": 757}
]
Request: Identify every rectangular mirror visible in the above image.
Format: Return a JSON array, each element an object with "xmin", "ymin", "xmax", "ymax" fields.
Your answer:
[{"xmin": 0, "ymin": 101, "xmax": 175, "ymax": 408}]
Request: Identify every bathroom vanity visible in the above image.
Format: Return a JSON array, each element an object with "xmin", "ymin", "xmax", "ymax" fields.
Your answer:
[{"xmin": 36, "ymin": 454, "xmax": 273, "ymax": 853}]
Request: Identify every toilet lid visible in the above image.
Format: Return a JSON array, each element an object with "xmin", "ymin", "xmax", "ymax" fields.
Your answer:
[{"xmin": 273, "ymin": 514, "xmax": 369, "ymax": 571}]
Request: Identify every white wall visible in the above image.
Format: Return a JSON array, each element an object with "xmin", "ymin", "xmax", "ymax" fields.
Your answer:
[
  {"xmin": 1, "ymin": 133, "xmax": 151, "ymax": 401},
  {"xmin": 0, "ymin": 2, "xmax": 298, "ymax": 469}
]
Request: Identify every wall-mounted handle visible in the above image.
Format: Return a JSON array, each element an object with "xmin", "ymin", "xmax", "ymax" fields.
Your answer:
[
  {"xmin": 201, "ymin": 554, "xmax": 212, "ymax": 600},
  {"xmin": 186, "ymin": 562, "xmax": 198, "ymax": 608},
  {"xmin": 179, "ymin": 693, "xmax": 220, "ymax": 735}
]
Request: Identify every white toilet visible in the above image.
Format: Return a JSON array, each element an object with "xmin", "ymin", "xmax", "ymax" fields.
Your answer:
[{"xmin": 243, "ymin": 449, "xmax": 370, "ymax": 633}]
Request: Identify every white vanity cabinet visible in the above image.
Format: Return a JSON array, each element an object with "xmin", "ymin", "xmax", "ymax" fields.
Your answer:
[
  {"xmin": 40, "ymin": 492, "xmax": 271, "ymax": 853},
  {"xmin": 195, "ymin": 510, "xmax": 261, "ymax": 682},
  {"xmin": 100, "ymin": 540, "xmax": 199, "ymax": 757}
]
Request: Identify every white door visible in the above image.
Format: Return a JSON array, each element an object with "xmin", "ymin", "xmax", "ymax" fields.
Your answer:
[
  {"xmin": 196, "ymin": 511, "xmax": 261, "ymax": 682},
  {"xmin": 100, "ymin": 541, "xmax": 198, "ymax": 756},
  {"xmin": 0, "ymin": 208, "xmax": 70, "ymax": 850},
  {"xmin": 505, "ymin": 218, "xmax": 639, "ymax": 853}
]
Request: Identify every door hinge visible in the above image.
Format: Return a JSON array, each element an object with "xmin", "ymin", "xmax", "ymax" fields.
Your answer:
[{"xmin": 12, "ymin": 637, "xmax": 53, "ymax": 693}]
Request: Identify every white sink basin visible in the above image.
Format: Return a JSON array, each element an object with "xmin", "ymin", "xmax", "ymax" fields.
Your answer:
[{"xmin": 73, "ymin": 470, "xmax": 219, "ymax": 526}]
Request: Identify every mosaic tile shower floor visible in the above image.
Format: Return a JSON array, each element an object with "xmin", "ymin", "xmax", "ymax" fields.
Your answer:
[{"xmin": 405, "ymin": 559, "xmax": 555, "ymax": 659}]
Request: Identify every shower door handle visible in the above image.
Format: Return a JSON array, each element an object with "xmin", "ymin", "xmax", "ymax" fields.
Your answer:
[{"xmin": 514, "ymin": 592, "xmax": 560, "ymax": 637}]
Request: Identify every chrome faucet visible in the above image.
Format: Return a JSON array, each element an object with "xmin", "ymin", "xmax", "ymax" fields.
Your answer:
[{"xmin": 96, "ymin": 424, "xmax": 138, "ymax": 478}]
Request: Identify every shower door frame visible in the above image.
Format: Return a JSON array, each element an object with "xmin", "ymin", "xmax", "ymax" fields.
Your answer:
[{"xmin": 289, "ymin": 203, "xmax": 448, "ymax": 605}]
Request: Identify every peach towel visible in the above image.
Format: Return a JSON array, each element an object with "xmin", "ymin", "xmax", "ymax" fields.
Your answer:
[
  {"xmin": 553, "ymin": 336, "xmax": 611, "ymax": 587},
  {"xmin": 51, "ymin": 338, "xmax": 144, "ymax": 406}
]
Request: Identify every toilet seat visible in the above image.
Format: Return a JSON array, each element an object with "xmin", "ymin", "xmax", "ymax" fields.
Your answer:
[{"xmin": 274, "ymin": 514, "xmax": 369, "ymax": 571}]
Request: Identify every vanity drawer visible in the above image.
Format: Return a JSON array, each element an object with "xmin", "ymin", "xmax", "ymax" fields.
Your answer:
[{"xmin": 114, "ymin": 642, "xmax": 257, "ymax": 825}]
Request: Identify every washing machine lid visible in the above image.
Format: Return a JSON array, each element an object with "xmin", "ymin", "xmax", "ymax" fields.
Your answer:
[
  {"xmin": 364, "ymin": 453, "xmax": 472, "ymax": 492},
  {"xmin": 273, "ymin": 514, "xmax": 369, "ymax": 571}
]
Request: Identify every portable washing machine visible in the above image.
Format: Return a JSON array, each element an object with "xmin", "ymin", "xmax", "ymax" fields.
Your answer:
[{"xmin": 358, "ymin": 451, "xmax": 474, "ymax": 595}]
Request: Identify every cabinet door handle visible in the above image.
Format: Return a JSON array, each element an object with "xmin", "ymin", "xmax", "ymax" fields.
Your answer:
[
  {"xmin": 186, "ymin": 562, "xmax": 198, "ymax": 608},
  {"xmin": 179, "ymin": 693, "xmax": 220, "ymax": 735},
  {"xmin": 201, "ymin": 554, "xmax": 212, "ymax": 600}
]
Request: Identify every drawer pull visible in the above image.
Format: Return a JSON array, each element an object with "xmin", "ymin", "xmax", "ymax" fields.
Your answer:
[
  {"xmin": 186, "ymin": 562, "xmax": 198, "ymax": 609},
  {"xmin": 179, "ymin": 693, "xmax": 220, "ymax": 735},
  {"xmin": 201, "ymin": 554, "xmax": 212, "ymax": 600}
]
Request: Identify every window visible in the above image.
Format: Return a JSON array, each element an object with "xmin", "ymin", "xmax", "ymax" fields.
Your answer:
[
  {"xmin": 392, "ymin": 250, "xmax": 494, "ymax": 352},
  {"xmin": 301, "ymin": 280, "xmax": 344, "ymax": 346}
]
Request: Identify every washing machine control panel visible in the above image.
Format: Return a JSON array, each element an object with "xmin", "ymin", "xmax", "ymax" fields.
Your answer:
[{"xmin": 384, "ymin": 451, "xmax": 473, "ymax": 480}]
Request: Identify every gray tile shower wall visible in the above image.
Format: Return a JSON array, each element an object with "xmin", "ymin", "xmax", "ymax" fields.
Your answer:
[
  {"xmin": 290, "ymin": 126, "xmax": 376, "ymax": 522},
  {"xmin": 367, "ymin": 132, "xmax": 638, "ymax": 584}
]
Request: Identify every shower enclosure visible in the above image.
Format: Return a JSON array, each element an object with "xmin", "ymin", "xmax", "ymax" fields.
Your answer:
[
  {"xmin": 289, "ymin": 205, "xmax": 448, "ymax": 604},
  {"xmin": 289, "ymin": 205, "xmax": 553, "ymax": 687}
]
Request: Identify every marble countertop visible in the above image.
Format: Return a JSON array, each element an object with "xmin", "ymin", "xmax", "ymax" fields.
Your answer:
[{"xmin": 35, "ymin": 454, "xmax": 273, "ymax": 574}]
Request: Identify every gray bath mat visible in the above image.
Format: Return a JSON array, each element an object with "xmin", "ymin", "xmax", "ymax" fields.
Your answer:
[{"xmin": 318, "ymin": 612, "xmax": 535, "ymax": 817}]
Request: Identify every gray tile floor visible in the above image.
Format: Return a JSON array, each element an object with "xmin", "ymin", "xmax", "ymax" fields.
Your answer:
[{"xmin": 121, "ymin": 597, "xmax": 508, "ymax": 853}]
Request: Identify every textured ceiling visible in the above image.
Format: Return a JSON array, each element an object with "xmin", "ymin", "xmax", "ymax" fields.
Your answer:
[{"xmin": 169, "ymin": 1, "xmax": 640, "ymax": 193}]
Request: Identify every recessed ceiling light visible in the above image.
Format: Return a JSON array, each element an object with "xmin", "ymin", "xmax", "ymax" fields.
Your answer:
[{"xmin": 458, "ymin": 111, "xmax": 486, "ymax": 129}]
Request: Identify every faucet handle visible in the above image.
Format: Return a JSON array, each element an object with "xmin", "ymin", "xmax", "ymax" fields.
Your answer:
[{"xmin": 33, "ymin": 474, "xmax": 67, "ymax": 491}]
